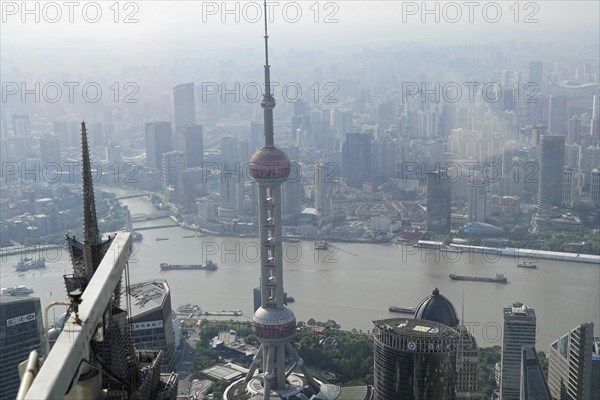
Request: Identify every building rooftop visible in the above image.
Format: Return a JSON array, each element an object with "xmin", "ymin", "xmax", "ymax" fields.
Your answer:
[
  {"xmin": 125, "ymin": 280, "xmax": 170, "ymax": 318},
  {"xmin": 414, "ymin": 288, "xmax": 459, "ymax": 328},
  {"xmin": 203, "ymin": 363, "xmax": 246, "ymax": 382},
  {"xmin": 373, "ymin": 318, "xmax": 458, "ymax": 339},
  {"xmin": 504, "ymin": 302, "xmax": 536, "ymax": 319}
]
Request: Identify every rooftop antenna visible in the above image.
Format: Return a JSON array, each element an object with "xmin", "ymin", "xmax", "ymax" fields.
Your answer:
[{"xmin": 457, "ymin": 289, "xmax": 465, "ymax": 371}]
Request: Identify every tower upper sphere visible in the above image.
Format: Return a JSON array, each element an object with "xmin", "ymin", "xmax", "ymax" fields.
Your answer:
[{"xmin": 249, "ymin": 147, "xmax": 290, "ymax": 181}]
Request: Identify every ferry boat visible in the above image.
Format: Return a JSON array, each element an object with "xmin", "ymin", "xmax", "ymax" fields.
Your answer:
[
  {"xmin": 202, "ymin": 309, "xmax": 242, "ymax": 316},
  {"xmin": 177, "ymin": 304, "xmax": 201, "ymax": 314},
  {"xmin": 517, "ymin": 261, "xmax": 538, "ymax": 269},
  {"xmin": 160, "ymin": 260, "xmax": 217, "ymax": 271},
  {"xmin": 388, "ymin": 306, "xmax": 416, "ymax": 314},
  {"xmin": 449, "ymin": 273, "xmax": 507, "ymax": 284},
  {"xmin": 14, "ymin": 258, "xmax": 45, "ymax": 272},
  {"xmin": 314, "ymin": 240, "xmax": 329, "ymax": 250},
  {"xmin": 132, "ymin": 232, "xmax": 143, "ymax": 241},
  {"xmin": 413, "ymin": 241, "xmax": 462, "ymax": 253},
  {"xmin": 2, "ymin": 285, "xmax": 34, "ymax": 296}
]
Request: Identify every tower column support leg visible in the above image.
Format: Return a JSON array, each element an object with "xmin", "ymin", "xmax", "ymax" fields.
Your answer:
[
  {"xmin": 285, "ymin": 342, "xmax": 320, "ymax": 392},
  {"xmin": 263, "ymin": 346, "xmax": 275, "ymax": 400},
  {"xmin": 276, "ymin": 344, "xmax": 286, "ymax": 388}
]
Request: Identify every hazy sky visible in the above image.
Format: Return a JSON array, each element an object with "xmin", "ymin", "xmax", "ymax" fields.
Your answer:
[{"xmin": 2, "ymin": 0, "xmax": 599, "ymax": 56}]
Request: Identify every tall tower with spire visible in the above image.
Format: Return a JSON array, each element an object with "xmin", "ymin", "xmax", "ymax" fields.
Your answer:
[
  {"xmin": 66, "ymin": 122, "xmax": 115, "ymax": 286},
  {"xmin": 239, "ymin": 2, "xmax": 322, "ymax": 399}
]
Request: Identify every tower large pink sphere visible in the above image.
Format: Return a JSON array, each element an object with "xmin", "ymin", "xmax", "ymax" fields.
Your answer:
[{"xmin": 249, "ymin": 147, "xmax": 291, "ymax": 182}]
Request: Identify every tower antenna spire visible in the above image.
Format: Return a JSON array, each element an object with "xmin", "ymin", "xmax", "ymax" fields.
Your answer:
[
  {"xmin": 81, "ymin": 121, "xmax": 101, "ymax": 278},
  {"xmin": 261, "ymin": 0, "xmax": 275, "ymax": 148}
]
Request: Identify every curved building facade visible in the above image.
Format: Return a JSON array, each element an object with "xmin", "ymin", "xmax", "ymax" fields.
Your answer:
[{"xmin": 373, "ymin": 318, "xmax": 459, "ymax": 400}]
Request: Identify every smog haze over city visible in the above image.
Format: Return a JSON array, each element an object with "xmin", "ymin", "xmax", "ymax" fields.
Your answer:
[{"xmin": 1, "ymin": 1, "xmax": 599, "ymax": 399}]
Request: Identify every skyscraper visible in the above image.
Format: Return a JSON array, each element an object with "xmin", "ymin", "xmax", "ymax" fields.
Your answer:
[
  {"xmin": 531, "ymin": 124, "xmax": 547, "ymax": 146},
  {"xmin": 0, "ymin": 297, "xmax": 43, "ymax": 400},
  {"xmin": 591, "ymin": 94, "xmax": 600, "ymax": 140},
  {"xmin": 314, "ymin": 161, "xmax": 331, "ymax": 222},
  {"xmin": 549, "ymin": 95, "xmax": 567, "ymax": 135},
  {"xmin": 371, "ymin": 138, "xmax": 396, "ymax": 181},
  {"xmin": 547, "ymin": 323, "xmax": 594, "ymax": 400},
  {"xmin": 145, "ymin": 122, "xmax": 173, "ymax": 169},
  {"xmin": 500, "ymin": 302, "xmax": 537, "ymax": 400},
  {"xmin": 562, "ymin": 167, "xmax": 576, "ymax": 207},
  {"xmin": 342, "ymin": 132, "xmax": 371, "ymax": 188},
  {"xmin": 235, "ymin": 7, "xmax": 322, "ymax": 398},
  {"xmin": 591, "ymin": 169, "xmax": 600, "ymax": 205},
  {"xmin": 426, "ymin": 170, "xmax": 451, "ymax": 233},
  {"xmin": 520, "ymin": 346, "xmax": 552, "ymax": 399},
  {"xmin": 219, "ymin": 136, "xmax": 240, "ymax": 218},
  {"xmin": 413, "ymin": 288, "xmax": 481, "ymax": 399},
  {"xmin": 39, "ymin": 134, "xmax": 61, "ymax": 165},
  {"xmin": 161, "ymin": 150, "xmax": 186, "ymax": 190},
  {"xmin": 282, "ymin": 160, "xmax": 303, "ymax": 218},
  {"xmin": 373, "ymin": 318, "xmax": 459, "ymax": 399},
  {"xmin": 173, "ymin": 83, "xmax": 196, "ymax": 128},
  {"xmin": 468, "ymin": 175, "xmax": 487, "ymax": 223},
  {"xmin": 529, "ymin": 61, "xmax": 543, "ymax": 91},
  {"xmin": 538, "ymin": 135, "xmax": 566, "ymax": 207},
  {"xmin": 12, "ymin": 114, "xmax": 31, "ymax": 157},
  {"xmin": 175, "ymin": 124, "xmax": 204, "ymax": 168},
  {"xmin": 126, "ymin": 280, "xmax": 177, "ymax": 371},
  {"xmin": 568, "ymin": 115, "xmax": 581, "ymax": 144}
]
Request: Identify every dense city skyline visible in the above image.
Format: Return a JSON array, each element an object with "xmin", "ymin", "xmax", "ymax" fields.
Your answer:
[{"xmin": 1, "ymin": 1, "xmax": 599, "ymax": 399}]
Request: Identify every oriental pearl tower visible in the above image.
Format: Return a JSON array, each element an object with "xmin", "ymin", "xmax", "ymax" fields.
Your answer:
[{"xmin": 238, "ymin": 2, "xmax": 323, "ymax": 399}]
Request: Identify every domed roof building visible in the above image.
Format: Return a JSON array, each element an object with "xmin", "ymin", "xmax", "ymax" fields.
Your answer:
[{"xmin": 414, "ymin": 288, "xmax": 460, "ymax": 328}]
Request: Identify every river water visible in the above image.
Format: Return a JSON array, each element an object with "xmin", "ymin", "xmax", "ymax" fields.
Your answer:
[{"xmin": 1, "ymin": 186, "xmax": 598, "ymax": 350}]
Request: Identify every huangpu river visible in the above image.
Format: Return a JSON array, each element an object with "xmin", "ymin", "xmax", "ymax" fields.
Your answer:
[{"xmin": 1, "ymin": 186, "xmax": 598, "ymax": 350}]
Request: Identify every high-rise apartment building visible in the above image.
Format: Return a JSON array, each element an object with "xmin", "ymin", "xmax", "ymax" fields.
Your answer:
[
  {"xmin": 520, "ymin": 346, "xmax": 552, "ymax": 399},
  {"xmin": 591, "ymin": 94, "xmax": 600, "ymax": 139},
  {"xmin": 538, "ymin": 135, "xmax": 566, "ymax": 207},
  {"xmin": 500, "ymin": 302, "xmax": 537, "ymax": 400},
  {"xmin": 219, "ymin": 136, "xmax": 240, "ymax": 218},
  {"xmin": 161, "ymin": 150, "xmax": 186, "ymax": 189},
  {"xmin": 39, "ymin": 134, "xmax": 61, "ymax": 165},
  {"xmin": 427, "ymin": 170, "xmax": 451, "ymax": 233},
  {"xmin": 591, "ymin": 169, "xmax": 600, "ymax": 205},
  {"xmin": 568, "ymin": 116, "xmax": 581, "ymax": 144},
  {"xmin": 468, "ymin": 175, "xmax": 487, "ymax": 223},
  {"xmin": 562, "ymin": 167, "xmax": 576, "ymax": 207},
  {"xmin": 529, "ymin": 61, "xmax": 543, "ymax": 90},
  {"xmin": 342, "ymin": 132, "xmax": 371, "ymax": 188},
  {"xmin": 175, "ymin": 124, "xmax": 203, "ymax": 168},
  {"xmin": 531, "ymin": 124, "xmax": 547, "ymax": 146},
  {"xmin": 0, "ymin": 297, "xmax": 44, "ymax": 400},
  {"xmin": 126, "ymin": 280, "xmax": 176, "ymax": 371},
  {"xmin": 548, "ymin": 323, "xmax": 594, "ymax": 400},
  {"xmin": 371, "ymin": 138, "xmax": 396, "ymax": 181},
  {"xmin": 145, "ymin": 122, "xmax": 173, "ymax": 169},
  {"xmin": 549, "ymin": 95, "xmax": 567, "ymax": 135},
  {"xmin": 173, "ymin": 83, "xmax": 196, "ymax": 128}
]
